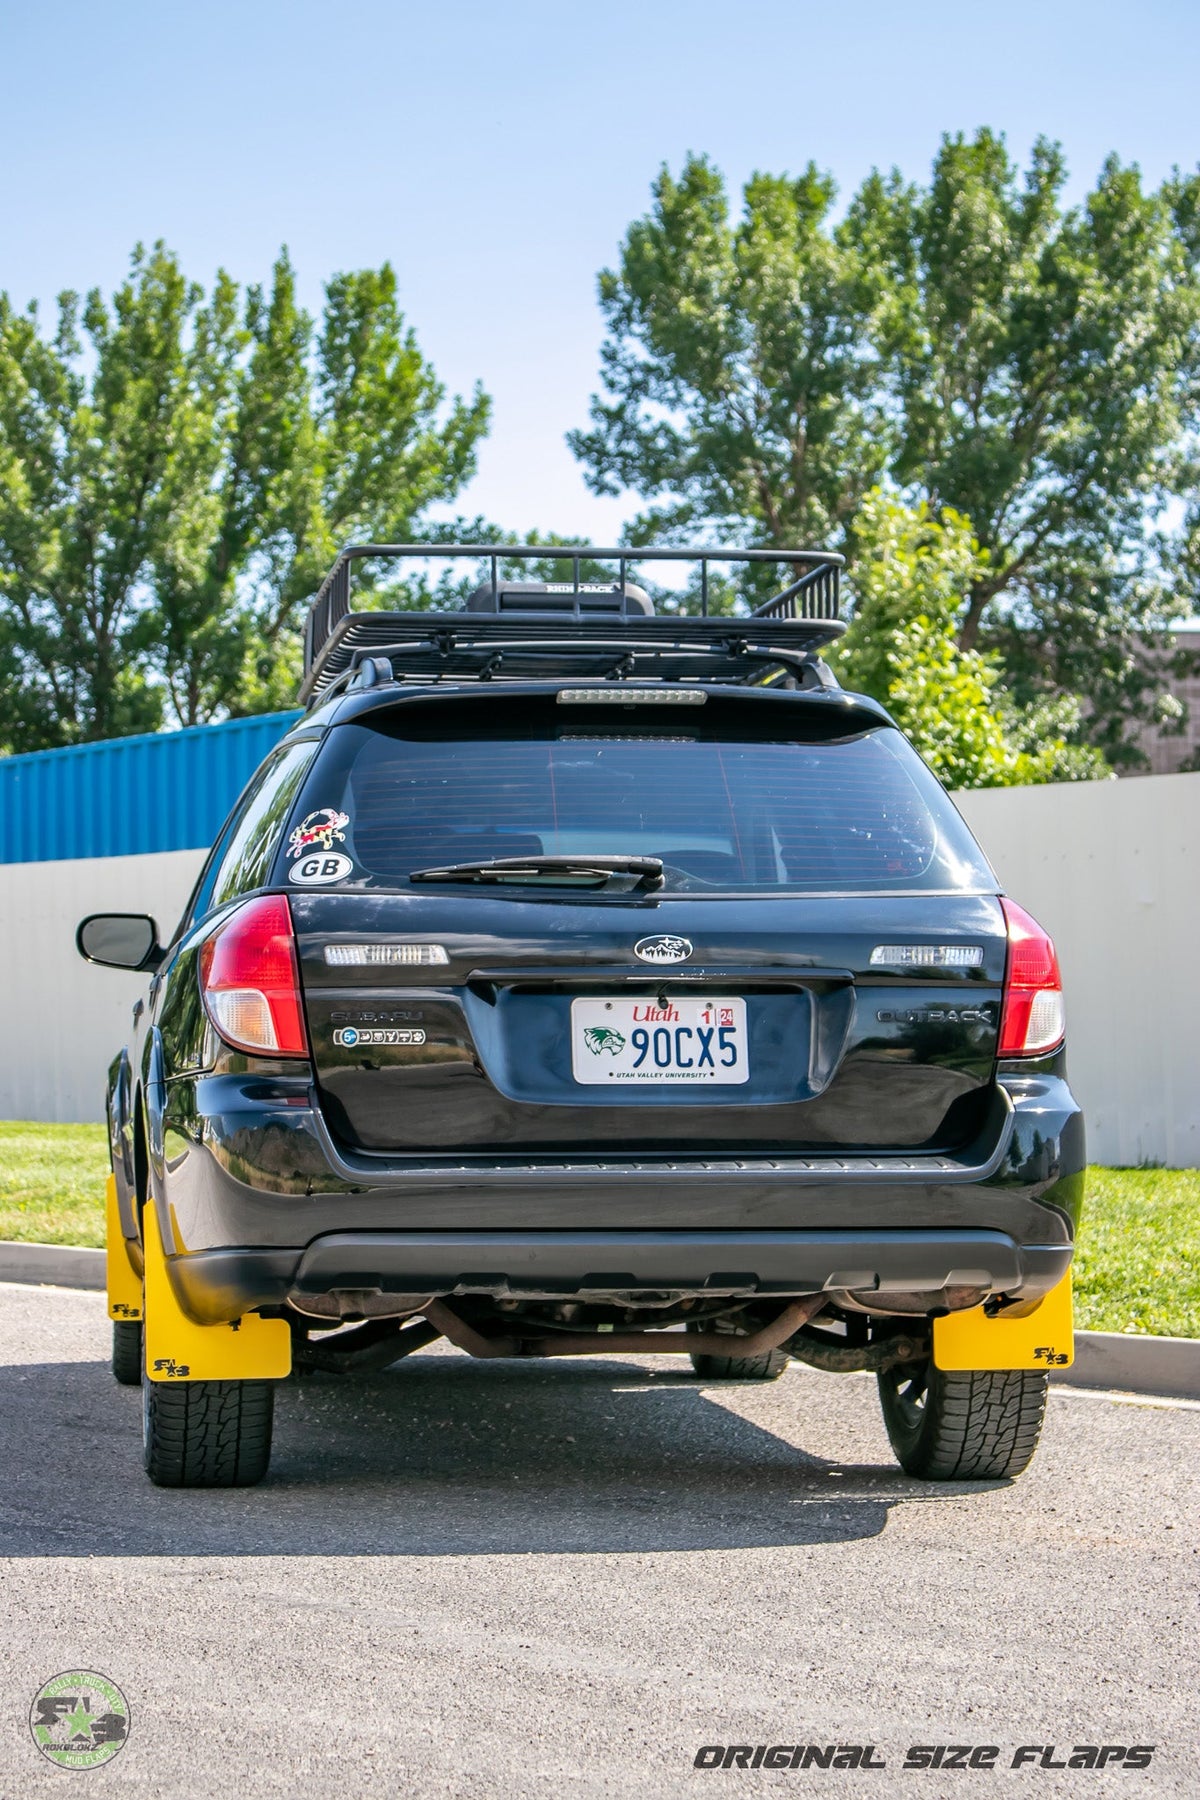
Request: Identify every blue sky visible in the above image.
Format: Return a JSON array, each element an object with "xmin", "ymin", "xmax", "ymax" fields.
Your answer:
[{"xmin": 3, "ymin": 0, "xmax": 1198, "ymax": 540}]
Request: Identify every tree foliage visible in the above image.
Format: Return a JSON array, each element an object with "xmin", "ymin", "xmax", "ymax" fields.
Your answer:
[
  {"xmin": 835, "ymin": 491, "xmax": 1109, "ymax": 787},
  {"xmin": 575, "ymin": 135, "xmax": 1200, "ymax": 764},
  {"xmin": 0, "ymin": 245, "xmax": 490, "ymax": 748},
  {"xmin": 568, "ymin": 156, "xmax": 887, "ymax": 559}
]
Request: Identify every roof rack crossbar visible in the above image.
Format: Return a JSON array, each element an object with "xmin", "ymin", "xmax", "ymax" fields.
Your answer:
[
  {"xmin": 342, "ymin": 633, "xmax": 820, "ymax": 665},
  {"xmin": 333, "ymin": 634, "xmax": 831, "ymax": 697}
]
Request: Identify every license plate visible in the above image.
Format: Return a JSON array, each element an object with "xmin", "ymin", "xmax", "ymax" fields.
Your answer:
[{"xmin": 571, "ymin": 996, "xmax": 748, "ymax": 1085}]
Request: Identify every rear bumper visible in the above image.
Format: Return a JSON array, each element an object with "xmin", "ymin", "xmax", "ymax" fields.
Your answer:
[
  {"xmin": 170, "ymin": 1227, "xmax": 1073, "ymax": 1325},
  {"xmin": 151, "ymin": 1062, "xmax": 1085, "ymax": 1324}
]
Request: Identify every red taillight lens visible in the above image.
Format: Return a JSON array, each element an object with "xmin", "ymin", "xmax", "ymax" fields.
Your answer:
[
  {"xmin": 198, "ymin": 894, "xmax": 307, "ymax": 1057},
  {"xmin": 998, "ymin": 898, "xmax": 1065, "ymax": 1057}
]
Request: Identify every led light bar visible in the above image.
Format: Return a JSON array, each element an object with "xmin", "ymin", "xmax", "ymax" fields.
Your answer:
[
  {"xmin": 869, "ymin": 945, "xmax": 984, "ymax": 969},
  {"xmin": 324, "ymin": 944, "xmax": 449, "ymax": 966},
  {"xmin": 556, "ymin": 688, "xmax": 707, "ymax": 705}
]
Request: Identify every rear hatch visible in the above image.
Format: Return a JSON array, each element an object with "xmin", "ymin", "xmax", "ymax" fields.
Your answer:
[{"xmin": 285, "ymin": 690, "xmax": 1006, "ymax": 1156}]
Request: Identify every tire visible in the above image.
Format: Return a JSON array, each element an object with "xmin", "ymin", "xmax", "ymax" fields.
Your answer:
[
  {"xmin": 689, "ymin": 1348, "xmax": 790, "ymax": 1380},
  {"xmin": 687, "ymin": 1321, "xmax": 789, "ymax": 1382},
  {"xmin": 877, "ymin": 1358, "xmax": 1047, "ymax": 1481},
  {"xmin": 111, "ymin": 1319, "xmax": 143, "ymax": 1387},
  {"xmin": 142, "ymin": 1376, "xmax": 275, "ymax": 1488}
]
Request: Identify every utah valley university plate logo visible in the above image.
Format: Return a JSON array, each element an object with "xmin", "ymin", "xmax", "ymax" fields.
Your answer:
[
  {"xmin": 30, "ymin": 1671, "xmax": 130, "ymax": 1769},
  {"xmin": 634, "ymin": 934, "xmax": 693, "ymax": 965}
]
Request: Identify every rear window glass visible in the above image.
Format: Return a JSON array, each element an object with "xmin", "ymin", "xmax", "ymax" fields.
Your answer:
[
  {"xmin": 282, "ymin": 705, "xmax": 995, "ymax": 895},
  {"xmin": 206, "ymin": 741, "xmax": 319, "ymax": 912}
]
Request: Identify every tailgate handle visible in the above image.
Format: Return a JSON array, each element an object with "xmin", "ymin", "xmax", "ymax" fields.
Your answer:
[{"xmin": 467, "ymin": 965, "xmax": 855, "ymax": 1003}]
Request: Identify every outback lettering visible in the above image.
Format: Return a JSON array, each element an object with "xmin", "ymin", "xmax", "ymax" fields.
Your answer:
[{"xmin": 876, "ymin": 1007, "xmax": 992, "ymax": 1025}]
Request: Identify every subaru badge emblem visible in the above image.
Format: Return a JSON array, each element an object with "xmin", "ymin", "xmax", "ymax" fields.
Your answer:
[{"xmin": 634, "ymin": 934, "xmax": 693, "ymax": 965}]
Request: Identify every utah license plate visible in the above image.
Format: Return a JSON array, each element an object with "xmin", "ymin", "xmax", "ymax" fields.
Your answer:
[{"xmin": 570, "ymin": 996, "xmax": 748, "ymax": 1085}]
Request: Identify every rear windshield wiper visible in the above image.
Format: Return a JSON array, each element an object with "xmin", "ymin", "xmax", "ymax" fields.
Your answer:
[{"xmin": 409, "ymin": 854, "xmax": 665, "ymax": 891}]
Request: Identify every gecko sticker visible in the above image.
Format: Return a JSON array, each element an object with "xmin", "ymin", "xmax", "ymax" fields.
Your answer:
[
  {"xmin": 287, "ymin": 808, "xmax": 350, "ymax": 858},
  {"xmin": 289, "ymin": 853, "xmax": 354, "ymax": 886}
]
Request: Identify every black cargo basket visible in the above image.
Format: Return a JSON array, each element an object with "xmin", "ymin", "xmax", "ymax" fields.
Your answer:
[{"xmin": 298, "ymin": 543, "xmax": 844, "ymax": 706}]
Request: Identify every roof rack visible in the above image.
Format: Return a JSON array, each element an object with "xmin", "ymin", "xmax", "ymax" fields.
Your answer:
[{"xmin": 298, "ymin": 542, "xmax": 844, "ymax": 707}]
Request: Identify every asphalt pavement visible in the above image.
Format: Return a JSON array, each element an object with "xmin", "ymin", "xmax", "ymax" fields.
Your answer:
[{"xmin": 0, "ymin": 1282, "xmax": 1196, "ymax": 1798}]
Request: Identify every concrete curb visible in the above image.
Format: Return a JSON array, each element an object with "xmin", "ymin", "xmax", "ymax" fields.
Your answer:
[
  {"xmin": 1049, "ymin": 1330, "xmax": 1200, "ymax": 1402},
  {"xmin": 0, "ymin": 1240, "xmax": 105, "ymax": 1290},
  {"xmin": 0, "ymin": 1241, "xmax": 1196, "ymax": 1399}
]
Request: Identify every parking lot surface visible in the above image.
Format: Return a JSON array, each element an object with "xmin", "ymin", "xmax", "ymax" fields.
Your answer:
[{"xmin": 0, "ymin": 1283, "xmax": 1196, "ymax": 1797}]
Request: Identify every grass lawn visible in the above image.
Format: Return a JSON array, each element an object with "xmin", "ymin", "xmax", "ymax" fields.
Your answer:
[
  {"xmin": 0, "ymin": 1122, "xmax": 111, "ymax": 1250},
  {"xmin": 0, "ymin": 1123, "xmax": 1195, "ymax": 1337},
  {"xmin": 1070, "ymin": 1167, "xmax": 1200, "ymax": 1339}
]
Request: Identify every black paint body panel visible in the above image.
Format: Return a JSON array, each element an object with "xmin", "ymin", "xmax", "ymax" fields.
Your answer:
[{"xmin": 294, "ymin": 890, "xmax": 1006, "ymax": 1153}]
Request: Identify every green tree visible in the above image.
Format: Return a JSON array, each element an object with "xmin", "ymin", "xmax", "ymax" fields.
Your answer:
[
  {"xmin": 568, "ymin": 154, "xmax": 887, "ymax": 573},
  {"xmin": 0, "ymin": 244, "xmax": 196, "ymax": 747},
  {"xmin": 845, "ymin": 131, "xmax": 1200, "ymax": 760},
  {"xmin": 154, "ymin": 256, "xmax": 490, "ymax": 722},
  {"xmin": 577, "ymin": 137, "xmax": 1200, "ymax": 762},
  {"xmin": 835, "ymin": 490, "xmax": 1109, "ymax": 788},
  {"xmin": 0, "ymin": 245, "xmax": 491, "ymax": 747}
]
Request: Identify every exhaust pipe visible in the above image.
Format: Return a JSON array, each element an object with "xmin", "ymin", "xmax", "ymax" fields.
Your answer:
[{"xmin": 422, "ymin": 1295, "xmax": 826, "ymax": 1361}]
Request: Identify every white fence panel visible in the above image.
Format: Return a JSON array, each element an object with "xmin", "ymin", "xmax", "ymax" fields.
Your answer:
[
  {"xmin": 955, "ymin": 773, "xmax": 1200, "ymax": 1168},
  {"xmin": 0, "ymin": 850, "xmax": 205, "ymax": 1124}
]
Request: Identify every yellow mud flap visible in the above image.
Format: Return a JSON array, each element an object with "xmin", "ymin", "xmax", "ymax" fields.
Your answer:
[
  {"xmin": 105, "ymin": 1174, "xmax": 142, "ymax": 1322},
  {"xmin": 142, "ymin": 1203, "xmax": 291, "ymax": 1382},
  {"xmin": 933, "ymin": 1274, "xmax": 1074, "ymax": 1372}
]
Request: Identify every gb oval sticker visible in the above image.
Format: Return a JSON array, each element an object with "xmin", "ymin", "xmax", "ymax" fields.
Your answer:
[
  {"xmin": 634, "ymin": 934, "xmax": 693, "ymax": 965},
  {"xmin": 289, "ymin": 852, "xmax": 353, "ymax": 886}
]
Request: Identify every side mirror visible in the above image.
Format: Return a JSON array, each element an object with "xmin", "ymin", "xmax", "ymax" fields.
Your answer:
[{"xmin": 76, "ymin": 913, "xmax": 163, "ymax": 972}]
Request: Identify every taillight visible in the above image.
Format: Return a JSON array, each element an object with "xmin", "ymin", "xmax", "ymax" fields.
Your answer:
[
  {"xmin": 998, "ymin": 898, "xmax": 1065, "ymax": 1057},
  {"xmin": 198, "ymin": 894, "xmax": 308, "ymax": 1057}
]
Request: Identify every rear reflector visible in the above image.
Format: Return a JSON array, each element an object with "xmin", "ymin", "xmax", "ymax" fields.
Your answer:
[
  {"xmin": 998, "ymin": 898, "xmax": 1065, "ymax": 1056},
  {"xmin": 198, "ymin": 894, "xmax": 308, "ymax": 1056},
  {"xmin": 869, "ymin": 944, "xmax": 984, "ymax": 969},
  {"xmin": 324, "ymin": 943, "xmax": 449, "ymax": 966}
]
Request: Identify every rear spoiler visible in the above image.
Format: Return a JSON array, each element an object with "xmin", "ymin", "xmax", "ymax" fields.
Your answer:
[{"xmin": 299, "ymin": 543, "xmax": 844, "ymax": 707}]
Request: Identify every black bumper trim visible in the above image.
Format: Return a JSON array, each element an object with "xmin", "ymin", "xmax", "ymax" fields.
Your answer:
[
  {"xmin": 308, "ymin": 1087, "xmax": 1017, "ymax": 1187},
  {"xmin": 168, "ymin": 1230, "xmax": 1072, "ymax": 1323}
]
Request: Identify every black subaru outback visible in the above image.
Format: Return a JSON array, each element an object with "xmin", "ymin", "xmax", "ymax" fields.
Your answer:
[{"xmin": 79, "ymin": 544, "xmax": 1082, "ymax": 1489}]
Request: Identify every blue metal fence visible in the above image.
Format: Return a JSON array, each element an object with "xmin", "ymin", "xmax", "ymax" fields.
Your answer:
[{"xmin": 0, "ymin": 712, "xmax": 304, "ymax": 864}]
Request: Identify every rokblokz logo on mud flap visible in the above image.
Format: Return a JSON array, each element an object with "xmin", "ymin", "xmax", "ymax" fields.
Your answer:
[{"xmin": 30, "ymin": 1671, "xmax": 130, "ymax": 1769}]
